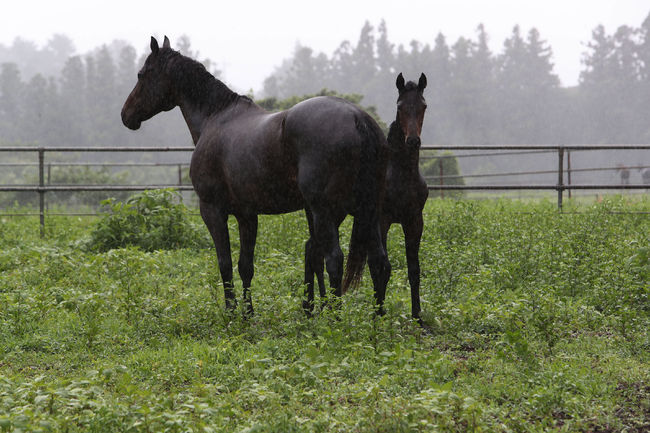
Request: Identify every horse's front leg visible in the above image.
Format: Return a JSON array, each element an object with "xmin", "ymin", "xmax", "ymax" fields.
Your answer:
[
  {"xmin": 402, "ymin": 213, "xmax": 424, "ymax": 322},
  {"xmin": 236, "ymin": 214, "xmax": 258, "ymax": 317},
  {"xmin": 199, "ymin": 200, "xmax": 235, "ymax": 311}
]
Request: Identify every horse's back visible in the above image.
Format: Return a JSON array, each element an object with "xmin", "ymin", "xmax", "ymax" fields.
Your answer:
[
  {"xmin": 284, "ymin": 96, "xmax": 384, "ymax": 210},
  {"xmin": 285, "ymin": 96, "xmax": 368, "ymax": 146}
]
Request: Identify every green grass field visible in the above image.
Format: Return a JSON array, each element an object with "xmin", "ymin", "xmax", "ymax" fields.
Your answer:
[{"xmin": 1, "ymin": 197, "xmax": 648, "ymax": 432}]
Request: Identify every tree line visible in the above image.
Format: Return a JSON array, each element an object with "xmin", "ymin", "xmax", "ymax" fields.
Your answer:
[
  {"xmin": 0, "ymin": 36, "xmax": 216, "ymax": 153},
  {"xmin": 1, "ymin": 14, "xmax": 650, "ymax": 152},
  {"xmin": 264, "ymin": 15, "xmax": 650, "ymax": 145}
]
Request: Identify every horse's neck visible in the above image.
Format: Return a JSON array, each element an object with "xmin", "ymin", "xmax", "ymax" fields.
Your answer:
[
  {"xmin": 179, "ymin": 104, "xmax": 208, "ymax": 144},
  {"xmin": 174, "ymin": 70, "xmax": 240, "ymax": 145},
  {"xmin": 387, "ymin": 122, "xmax": 420, "ymax": 172}
]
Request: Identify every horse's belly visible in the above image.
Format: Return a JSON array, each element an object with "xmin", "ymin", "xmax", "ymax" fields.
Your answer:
[
  {"xmin": 257, "ymin": 191, "xmax": 304, "ymax": 214},
  {"xmin": 235, "ymin": 181, "xmax": 304, "ymax": 215}
]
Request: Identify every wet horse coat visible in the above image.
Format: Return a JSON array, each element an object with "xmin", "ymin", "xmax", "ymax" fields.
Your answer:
[
  {"xmin": 381, "ymin": 73, "xmax": 429, "ymax": 321},
  {"xmin": 121, "ymin": 37, "xmax": 390, "ymax": 315},
  {"xmin": 305, "ymin": 73, "xmax": 428, "ymax": 321}
]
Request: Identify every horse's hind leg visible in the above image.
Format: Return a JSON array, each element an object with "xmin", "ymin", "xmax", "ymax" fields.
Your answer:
[
  {"xmin": 303, "ymin": 209, "xmax": 320, "ymax": 315},
  {"xmin": 304, "ymin": 236, "xmax": 316, "ymax": 315},
  {"xmin": 304, "ymin": 237, "xmax": 326, "ymax": 314},
  {"xmin": 310, "ymin": 205, "xmax": 344, "ymax": 297},
  {"xmin": 304, "ymin": 207, "xmax": 339, "ymax": 315},
  {"xmin": 368, "ymin": 223, "xmax": 391, "ymax": 316},
  {"xmin": 199, "ymin": 200, "xmax": 236, "ymax": 311},
  {"xmin": 236, "ymin": 214, "xmax": 258, "ymax": 317}
]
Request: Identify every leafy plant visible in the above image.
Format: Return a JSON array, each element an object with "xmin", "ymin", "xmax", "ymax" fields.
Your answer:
[
  {"xmin": 86, "ymin": 188, "xmax": 210, "ymax": 252},
  {"xmin": 1, "ymin": 197, "xmax": 649, "ymax": 432}
]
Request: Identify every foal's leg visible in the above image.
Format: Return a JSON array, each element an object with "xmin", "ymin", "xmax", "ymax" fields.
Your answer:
[
  {"xmin": 236, "ymin": 214, "xmax": 258, "ymax": 317},
  {"xmin": 199, "ymin": 200, "xmax": 235, "ymax": 310},
  {"xmin": 402, "ymin": 213, "xmax": 424, "ymax": 321}
]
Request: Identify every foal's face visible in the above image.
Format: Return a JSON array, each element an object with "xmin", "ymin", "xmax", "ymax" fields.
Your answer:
[
  {"xmin": 395, "ymin": 73, "xmax": 427, "ymax": 149},
  {"xmin": 121, "ymin": 36, "xmax": 176, "ymax": 130}
]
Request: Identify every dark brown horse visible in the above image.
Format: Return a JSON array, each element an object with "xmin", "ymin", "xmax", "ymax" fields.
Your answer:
[
  {"xmin": 121, "ymin": 37, "xmax": 390, "ymax": 316},
  {"xmin": 382, "ymin": 73, "xmax": 428, "ymax": 321},
  {"xmin": 305, "ymin": 73, "xmax": 428, "ymax": 321}
]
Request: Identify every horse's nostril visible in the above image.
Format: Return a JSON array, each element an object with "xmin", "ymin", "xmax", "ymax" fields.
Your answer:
[{"xmin": 406, "ymin": 136, "xmax": 421, "ymax": 148}]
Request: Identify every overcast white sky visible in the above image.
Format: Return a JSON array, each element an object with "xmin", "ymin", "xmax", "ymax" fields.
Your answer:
[{"xmin": 2, "ymin": 1, "xmax": 649, "ymax": 92}]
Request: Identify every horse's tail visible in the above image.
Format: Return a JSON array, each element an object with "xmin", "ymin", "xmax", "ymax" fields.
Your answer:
[{"xmin": 341, "ymin": 114, "xmax": 386, "ymax": 294}]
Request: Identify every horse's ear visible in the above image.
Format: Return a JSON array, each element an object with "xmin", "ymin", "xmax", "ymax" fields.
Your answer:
[
  {"xmin": 150, "ymin": 36, "xmax": 159, "ymax": 54},
  {"xmin": 396, "ymin": 73, "xmax": 405, "ymax": 92},
  {"xmin": 163, "ymin": 36, "xmax": 171, "ymax": 49},
  {"xmin": 418, "ymin": 73, "xmax": 427, "ymax": 91}
]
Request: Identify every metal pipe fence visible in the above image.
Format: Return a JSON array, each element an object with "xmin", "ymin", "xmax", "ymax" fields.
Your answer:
[
  {"xmin": 0, "ymin": 146, "xmax": 194, "ymax": 236},
  {"xmin": 1, "ymin": 145, "xmax": 649, "ymax": 236}
]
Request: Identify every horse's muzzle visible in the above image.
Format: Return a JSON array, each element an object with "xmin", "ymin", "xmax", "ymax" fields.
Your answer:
[
  {"xmin": 121, "ymin": 108, "xmax": 142, "ymax": 130},
  {"xmin": 406, "ymin": 136, "xmax": 421, "ymax": 149}
]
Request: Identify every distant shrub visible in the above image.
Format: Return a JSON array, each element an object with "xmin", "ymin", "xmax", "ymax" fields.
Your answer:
[
  {"xmin": 86, "ymin": 189, "xmax": 210, "ymax": 252},
  {"xmin": 420, "ymin": 151, "xmax": 465, "ymax": 198}
]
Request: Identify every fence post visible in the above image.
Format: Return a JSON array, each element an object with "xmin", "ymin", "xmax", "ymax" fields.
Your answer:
[
  {"xmin": 38, "ymin": 148, "xmax": 45, "ymax": 237},
  {"xmin": 178, "ymin": 164, "xmax": 182, "ymax": 186},
  {"xmin": 566, "ymin": 150, "xmax": 572, "ymax": 200},
  {"xmin": 557, "ymin": 146, "xmax": 564, "ymax": 211},
  {"xmin": 438, "ymin": 157, "xmax": 444, "ymax": 199}
]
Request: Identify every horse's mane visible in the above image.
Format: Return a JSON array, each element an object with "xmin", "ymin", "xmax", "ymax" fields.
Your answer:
[{"xmin": 160, "ymin": 48, "xmax": 243, "ymax": 112}]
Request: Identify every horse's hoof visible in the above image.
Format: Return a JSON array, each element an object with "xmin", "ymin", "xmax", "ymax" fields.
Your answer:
[
  {"xmin": 225, "ymin": 298, "xmax": 237, "ymax": 311},
  {"xmin": 242, "ymin": 303, "xmax": 254, "ymax": 319},
  {"xmin": 302, "ymin": 300, "xmax": 314, "ymax": 317}
]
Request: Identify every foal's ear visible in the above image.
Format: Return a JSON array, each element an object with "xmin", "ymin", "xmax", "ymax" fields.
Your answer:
[
  {"xmin": 150, "ymin": 36, "xmax": 159, "ymax": 54},
  {"xmin": 163, "ymin": 36, "xmax": 171, "ymax": 49},
  {"xmin": 396, "ymin": 73, "xmax": 405, "ymax": 92},
  {"xmin": 418, "ymin": 73, "xmax": 427, "ymax": 91}
]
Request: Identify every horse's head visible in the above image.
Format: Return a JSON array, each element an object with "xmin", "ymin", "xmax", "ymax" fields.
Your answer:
[
  {"xmin": 121, "ymin": 36, "xmax": 176, "ymax": 130},
  {"xmin": 395, "ymin": 72, "xmax": 427, "ymax": 149}
]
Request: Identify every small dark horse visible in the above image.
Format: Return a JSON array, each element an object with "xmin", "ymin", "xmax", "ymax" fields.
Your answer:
[
  {"xmin": 305, "ymin": 73, "xmax": 428, "ymax": 320},
  {"xmin": 121, "ymin": 37, "xmax": 390, "ymax": 315}
]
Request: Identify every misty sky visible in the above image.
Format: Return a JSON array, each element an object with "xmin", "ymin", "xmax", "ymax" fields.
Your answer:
[{"xmin": 2, "ymin": 0, "xmax": 649, "ymax": 92}]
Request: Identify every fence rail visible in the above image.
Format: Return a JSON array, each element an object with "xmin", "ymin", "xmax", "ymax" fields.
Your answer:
[{"xmin": 1, "ymin": 145, "xmax": 649, "ymax": 236}]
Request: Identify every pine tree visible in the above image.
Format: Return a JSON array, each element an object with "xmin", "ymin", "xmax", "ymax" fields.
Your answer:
[
  {"xmin": 352, "ymin": 21, "xmax": 377, "ymax": 92},
  {"xmin": 0, "ymin": 63, "xmax": 24, "ymax": 142},
  {"xmin": 638, "ymin": 12, "xmax": 650, "ymax": 140},
  {"xmin": 375, "ymin": 20, "xmax": 394, "ymax": 75},
  {"xmin": 426, "ymin": 33, "xmax": 452, "ymax": 143},
  {"xmin": 59, "ymin": 56, "xmax": 87, "ymax": 147}
]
